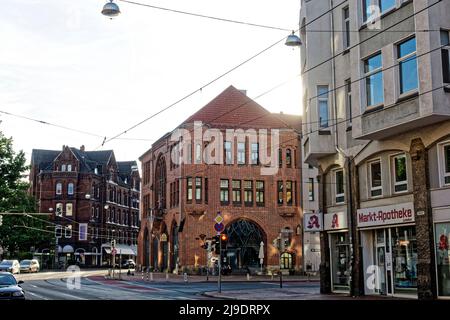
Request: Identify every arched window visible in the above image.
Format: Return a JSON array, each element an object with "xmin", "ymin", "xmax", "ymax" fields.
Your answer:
[
  {"xmin": 286, "ymin": 149, "xmax": 292, "ymax": 168},
  {"xmin": 281, "ymin": 252, "xmax": 293, "ymax": 269},
  {"xmin": 56, "ymin": 182, "xmax": 62, "ymax": 195},
  {"xmin": 155, "ymin": 156, "xmax": 167, "ymax": 210},
  {"xmin": 68, "ymin": 182, "xmax": 74, "ymax": 195}
]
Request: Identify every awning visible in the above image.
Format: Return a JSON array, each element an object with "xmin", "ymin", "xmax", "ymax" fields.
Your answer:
[{"xmin": 103, "ymin": 244, "xmax": 136, "ymax": 256}]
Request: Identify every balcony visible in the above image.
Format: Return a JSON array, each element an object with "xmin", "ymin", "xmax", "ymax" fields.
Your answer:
[{"xmin": 302, "ymin": 131, "xmax": 336, "ymax": 165}]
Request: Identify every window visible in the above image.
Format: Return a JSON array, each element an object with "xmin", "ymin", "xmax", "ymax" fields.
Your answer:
[
  {"xmin": 393, "ymin": 154, "xmax": 408, "ymax": 193},
  {"xmin": 345, "ymin": 79, "xmax": 352, "ymax": 126},
  {"xmin": 441, "ymin": 143, "xmax": 450, "ymax": 185},
  {"xmin": 335, "ymin": 169, "xmax": 345, "ymax": 204},
  {"xmin": 286, "ymin": 181, "xmax": 293, "ymax": 206},
  {"xmin": 244, "ymin": 180, "xmax": 253, "ymax": 206},
  {"xmin": 56, "ymin": 203, "xmax": 63, "ymax": 216},
  {"xmin": 56, "ymin": 182, "xmax": 62, "ymax": 195},
  {"xmin": 55, "ymin": 226, "xmax": 62, "ymax": 238},
  {"xmin": 61, "ymin": 164, "xmax": 66, "ymax": 172},
  {"xmin": 277, "ymin": 181, "xmax": 284, "ymax": 205},
  {"xmin": 256, "ymin": 181, "xmax": 265, "ymax": 206},
  {"xmin": 286, "ymin": 149, "xmax": 292, "ymax": 168},
  {"xmin": 195, "ymin": 177, "xmax": 202, "ymax": 202},
  {"xmin": 369, "ymin": 160, "xmax": 383, "ymax": 197},
  {"xmin": 343, "ymin": 7, "xmax": 350, "ymax": 49},
  {"xmin": 187, "ymin": 177, "xmax": 193, "ymax": 201},
  {"xmin": 195, "ymin": 143, "xmax": 202, "ymax": 164},
  {"xmin": 251, "ymin": 143, "xmax": 259, "ymax": 165},
  {"xmin": 237, "ymin": 142, "xmax": 246, "ymax": 164},
  {"xmin": 65, "ymin": 225, "xmax": 72, "ymax": 238},
  {"xmin": 224, "ymin": 141, "xmax": 233, "ymax": 165},
  {"xmin": 278, "ymin": 149, "xmax": 283, "ymax": 168},
  {"xmin": 363, "ymin": 0, "xmax": 396, "ymax": 22},
  {"xmin": 187, "ymin": 142, "xmax": 192, "ymax": 164},
  {"xmin": 308, "ymin": 178, "xmax": 315, "ymax": 201},
  {"xmin": 318, "ymin": 86, "xmax": 329, "ymax": 128},
  {"xmin": 232, "ymin": 180, "xmax": 241, "ymax": 204},
  {"xmin": 220, "ymin": 179, "xmax": 229, "ymax": 204},
  {"xmin": 66, "ymin": 203, "xmax": 73, "ymax": 216},
  {"xmin": 441, "ymin": 30, "xmax": 450, "ymax": 84},
  {"xmin": 398, "ymin": 37, "xmax": 418, "ymax": 94},
  {"xmin": 67, "ymin": 164, "xmax": 72, "ymax": 172},
  {"xmin": 364, "ymin": 53, "xmax": 384, "ymax": 107},
  {"xmin": 205, "ymin": 178, "xmax": 208, "ymax": 204},
  {"xmin": 96, "ymin": 207, "xmax": 99, "ymax": 218},
  {"xmin": 68, "ymin": 183, "xmax": 74, "ymax": 195},
  {"xmin": 79, "ymin": 223, "xmax": 88, "ymax": 241}
]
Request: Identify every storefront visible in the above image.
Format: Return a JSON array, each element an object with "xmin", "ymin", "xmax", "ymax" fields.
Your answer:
[
  {"xmin": 357, "ymin": 202, "xmax": 417, "ymax": 297},
  {"xmin": 433, "ymin": 207, "xmax": 450, "ymax": 298},
  {"xmin": 324, "ymin": 211, "xmax": 351, "ymax": 293}
]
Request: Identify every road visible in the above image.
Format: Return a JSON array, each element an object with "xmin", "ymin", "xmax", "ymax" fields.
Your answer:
[{"xmin": 17, "ymin": 271, "xmax": 320, "ymax": 300}]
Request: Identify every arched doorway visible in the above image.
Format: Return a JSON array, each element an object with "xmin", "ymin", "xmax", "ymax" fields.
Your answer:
[
  {"xmin": 170, "ymin": 223, "xmax": 179, "ymax": 271},
  {"xmin": 224, "ymin": 219, "xmax": 265, "ymax": 272},
  {"xmin": 152, "ymin": 235, "xmax": 159, "ymax": 271},
  {"xmin": 143, "ymin": 228, "xmax": 150, "ymax": 268}
]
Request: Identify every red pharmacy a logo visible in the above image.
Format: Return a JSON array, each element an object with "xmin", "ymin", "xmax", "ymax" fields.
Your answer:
[
  {"xmin": 331, "ymin": 214, "xmax": 339, "ymax": 229},
  {"xmin": 307, "ymin": 215, "xmax": 320, "ymax": 229}
]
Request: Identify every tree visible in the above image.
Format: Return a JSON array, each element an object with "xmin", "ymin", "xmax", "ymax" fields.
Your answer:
[{"xmin": 0, "ymin": 131, "xmax": 52, "ymax": 258}]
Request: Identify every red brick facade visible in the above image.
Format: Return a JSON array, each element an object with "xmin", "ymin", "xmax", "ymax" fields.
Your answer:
[{"xmin": 137, "ymin": 86, "xmax": 304, "ymax": 274}]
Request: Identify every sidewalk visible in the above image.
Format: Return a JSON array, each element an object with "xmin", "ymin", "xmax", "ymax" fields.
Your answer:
[{"xmin": 103, "ymin": 270, "xmax": 320, "ymax": 283}]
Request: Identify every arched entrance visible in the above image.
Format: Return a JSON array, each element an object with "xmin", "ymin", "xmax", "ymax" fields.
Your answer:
[
  {"xmin": 143, "ymin": 228, "xmax": 150, "ymax": 268},
  {"xmin": 151, "ymin": 235, "xmax": 159, "ymax": 271},
  {"xmin": 224, "ymin": 219, "xmax": 265, "ymax": 272},
  {"xmin": 170, "ymin": 223, "xmax": 179, "ymax": 271}
]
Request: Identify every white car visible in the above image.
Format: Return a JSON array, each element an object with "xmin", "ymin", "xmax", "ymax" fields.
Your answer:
[
  {"xmin": 0, "ymin": 260, "xmax": 20, "ymax": 274},
  {"xmin": 20, "ymin": 259, "xmax": 40, "ymax": 273}
]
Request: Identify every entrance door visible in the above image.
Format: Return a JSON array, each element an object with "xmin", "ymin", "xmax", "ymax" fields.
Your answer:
[{"xmin": 374, "ymin": 229, "xmax": 387, "ymax": 295}]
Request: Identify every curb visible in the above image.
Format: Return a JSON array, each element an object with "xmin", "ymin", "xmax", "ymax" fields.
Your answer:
[{"xmin": 201, "ymin": 292, "xmax": 238, "ymax": 300}]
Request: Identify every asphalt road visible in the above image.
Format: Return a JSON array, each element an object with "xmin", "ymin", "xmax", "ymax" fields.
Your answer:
[{"xmin": 18, "ymin": 272, "xmax": 320, "ymax": 300}]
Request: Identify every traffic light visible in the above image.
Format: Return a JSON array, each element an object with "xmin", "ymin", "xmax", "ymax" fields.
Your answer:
[
  {"xmin": 220, "ymin": 233, "xmax": 228, "ymax": 247},
  {"xmin": 0, "ymin": 215, "xmax": 3, "ymax": 226},
  {"xmin": 212, "ymin": 235, "xmax": 220, "ymax": 254}
]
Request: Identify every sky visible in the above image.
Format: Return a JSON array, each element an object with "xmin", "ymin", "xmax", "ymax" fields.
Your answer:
[{"xmin": 0, "ymin": 0, "xmax": 302, "ymax": 163}]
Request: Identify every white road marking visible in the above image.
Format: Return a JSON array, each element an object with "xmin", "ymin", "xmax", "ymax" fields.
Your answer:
[
  {"xmin": 30, "ymin": 284, "xmax": 38, "ymax": 288},
  {"xmin": 27, "ymin": 291, "xmax": 49, "ymax": 300},
  {"xmin": 54, "ymin": 291, "xmax": 88, "ymax": 300},
  {"xmin": 261, "ymin": 282, "xmax": 279, "ymax": 285}
]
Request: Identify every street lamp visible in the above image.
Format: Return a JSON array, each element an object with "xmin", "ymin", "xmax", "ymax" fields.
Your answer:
[
  {"xmin": 285, "ymin": 31, "xmax": 302, "ymax": 47},
  {"xmin": 102, "ymin": 0, "xmax": 121, "ymax": 19}
]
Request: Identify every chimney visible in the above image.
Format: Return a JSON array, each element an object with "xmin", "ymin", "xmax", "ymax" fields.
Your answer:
[
  {"xmin": 80, "ymin": 145, "xmax": 85, "ymax": 152},
  {"xmin": 239, "ymin": 89, "xmax": 247, "ymax": 96}
]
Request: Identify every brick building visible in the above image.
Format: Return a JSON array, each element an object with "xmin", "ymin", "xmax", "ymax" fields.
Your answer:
[
  {"xmin": 30, "ymin": 145, "xmax": 140, "ymax": 267},
  {"xmin": 137, "ymin": 86, "xmax": 305, "ymax": 274}
]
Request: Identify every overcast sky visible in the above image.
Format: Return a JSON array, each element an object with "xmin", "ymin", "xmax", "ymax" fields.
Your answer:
[{"xmin": 0, "ymin": 0, "xmax": 302, "ymax": 163}]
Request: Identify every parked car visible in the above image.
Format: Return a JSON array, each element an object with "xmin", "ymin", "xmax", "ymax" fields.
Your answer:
[
  {"xmin": 0, "ymin": 260, "xmax": 20, "ymax": 274},
  {"xmin": 0, "ymin": 272, "xmax": 25, "ymax": 300},
  {"xmin": 122, "ymin": 259, "xmax": 136, "ymax": 269},
  {"xmin": 19, "ymin": 259, "xmax": 40, "ymax": 273}
]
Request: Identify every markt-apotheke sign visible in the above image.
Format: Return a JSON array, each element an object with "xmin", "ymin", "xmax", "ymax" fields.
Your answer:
[{"xmin": 357, "ymin": 202, "xmax": 415, "ymax": 228}]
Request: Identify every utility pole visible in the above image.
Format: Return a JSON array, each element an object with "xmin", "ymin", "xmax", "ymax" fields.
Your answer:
[{"xmin": 218, "ymin": 236, "xmax": 222, "ymax": 293}]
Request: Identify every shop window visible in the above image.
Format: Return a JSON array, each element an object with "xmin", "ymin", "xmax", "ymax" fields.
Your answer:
[
  {"xmin": 435, "ymin": 222, "xmax": 450, "ymax": 297},
  {"xmin": 256, "ymin": 181, "xmax": 265, "ymax": 206},
  {"xmin": 369, "ymin": 160, "xmax": 383, "ymax": 197},
  {"xmin": 330, "ymin": 233, "xmax": 351, "ymax": 291},
  {"xmin": 232, "ymin": 180, "xmax": 241, "ymax": 205},
  {"xmin": 220, "ymin": 179, "xmax": 229, "ymax": 205},
  {"xmin": 277, "ymin": 181, "xmax": 283, "ymax": 206},
  {"xmin": 334, "ymin": 169, "xmax": 345, "ymax": 204},
  {"xmin": 392, "ymin": 154, "xmax": 408, "ymax": 193},
  {"xmin": 391, "ymin": 226, "xmax": 417, "ymax": 293},
  {"xmin": 244, "ymin": 180, "xmax": 253, "ymax": 206}
]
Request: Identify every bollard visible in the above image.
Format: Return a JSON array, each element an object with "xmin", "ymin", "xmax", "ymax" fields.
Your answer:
[
  {"xmin": 150, "ymin": 272, "xmax": 153, "ymax": 281},
  {"xmin": 247, "ymin": 273, "xmax": 250, "ymax": 281},
  {"xmin": 142, "ymin": 270, "xmax": 144, "ymax": 280},
  {"xmin": 183, "ymin": 272, "xmax": 188, "ymax": 283},
  {"xmin": 166, "ymin": 272, "xmax": 169, "ymax": 281}
]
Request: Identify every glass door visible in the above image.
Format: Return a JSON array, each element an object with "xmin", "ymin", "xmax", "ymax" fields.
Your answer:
[
  {"xmin": 374, "ymin": 229, "xmax": 387, "ymax": 294},
  {"xmin": 391, "ymin": 226, "xmax": 418, "ymax": 295}
]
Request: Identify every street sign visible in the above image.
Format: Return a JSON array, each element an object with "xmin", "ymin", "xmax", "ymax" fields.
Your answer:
[
  {"xmin": 214, "ymin": 222, "xmax": 224, "ymax": 233},
  {"xmin": 214, "ymin": 215, "xmax": 223, "ymax": 224}
]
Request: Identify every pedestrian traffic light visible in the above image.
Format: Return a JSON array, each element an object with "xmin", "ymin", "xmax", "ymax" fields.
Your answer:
[{"xmin": 0, "ymin": 215, "xmax": 3, "ymax": 226}]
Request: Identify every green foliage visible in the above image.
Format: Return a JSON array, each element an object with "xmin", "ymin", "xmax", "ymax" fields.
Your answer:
[{"xmin": 0, "ymin": 131, "xmax": 53, "ymax": 257}]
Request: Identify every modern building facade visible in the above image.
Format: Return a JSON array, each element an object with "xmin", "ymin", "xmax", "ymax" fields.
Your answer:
[
  {"xmin": 137, "ymin": 86, "xmax": 306, "ymax": 274},
  {"xmin": 30, "ymin": 145, "xmax": 140, "ymax": 267},
  {"xmin": 300, "ymin": 0, "xmax": 450, "ymax": 299}
]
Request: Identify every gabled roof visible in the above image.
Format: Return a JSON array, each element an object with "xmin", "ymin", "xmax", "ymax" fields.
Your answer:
[
  {"xmin": 31, "ymin": 149, "xmax": 60, "ymax": 170},
  {"xmin": 69, "ymin": 148, "xmax": 114, "ymax": 173},
  {"xmin": 181, "ymin": 85, "xmax": 292, "ymax": 129}
]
